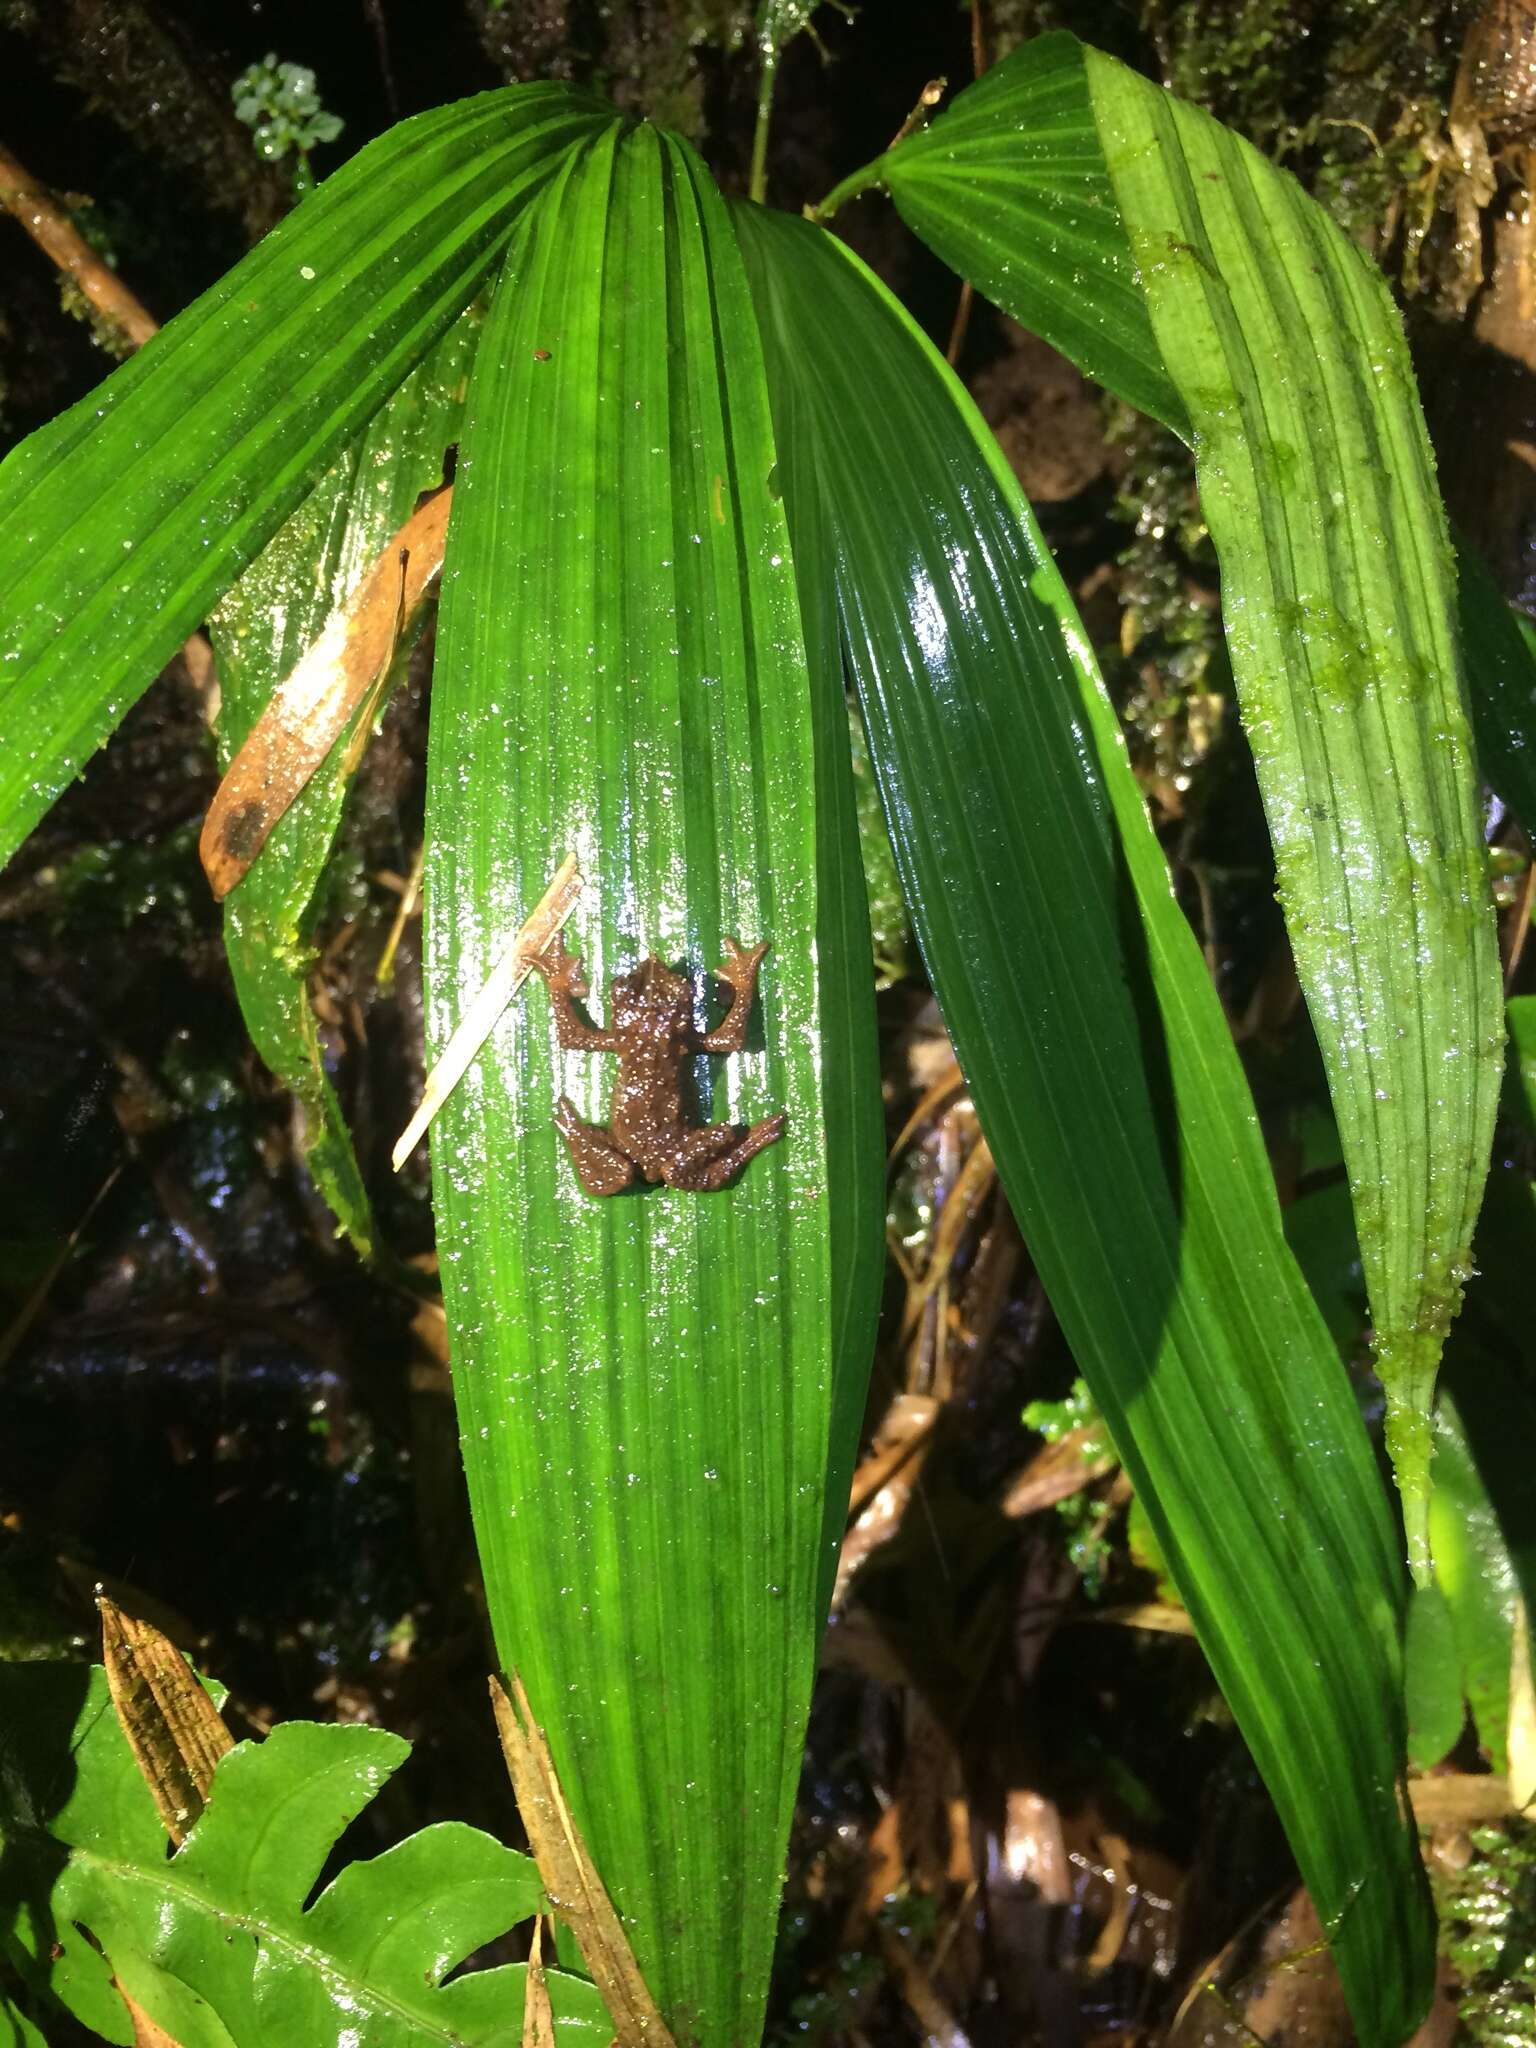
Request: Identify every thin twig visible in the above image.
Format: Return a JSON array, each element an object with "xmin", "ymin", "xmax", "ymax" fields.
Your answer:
[
  {"xmin": 362, "ymin": 0, "xmax": 400, "ymax": 121},
  {"xmin": 1503, "ymin": 841, "xmax": 1536, "ymax": 990},
  {"xmin": 750, "ymin": 48, "xmax": 778, "ymax": 206},
  {"xmin": 0, "ymin": 138, "xmax": 218, "ymax": 698},
  {"xmin": 887, "ymin": 78, "xmax": 947, "ymax": 153},
  {"xmin": 376, "ymin": 839, "xmax": 425, "ymax": 991},
  {"xmin": 945, "ymin": 0, "xmax": 989, "ymax": 365},
  {"xmin": 945, "ymin": 280, "xmax": 975, "ymax": 367},
  {"xmin": 0, "ymin": 139, "xmax": 158, "ymax": 349}
]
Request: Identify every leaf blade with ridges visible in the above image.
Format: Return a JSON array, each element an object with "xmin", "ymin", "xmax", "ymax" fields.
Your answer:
[
  {"xmin": 0, "ymin": 85, "xmax": 610, "ymax": 869},
  {"xmin": 422, "ymin": 125, "xmax": 882, "ymax": 2045},
  {"xmin": 734, "ymin": 199, "xmax": 1433, "ymax": 2046}
]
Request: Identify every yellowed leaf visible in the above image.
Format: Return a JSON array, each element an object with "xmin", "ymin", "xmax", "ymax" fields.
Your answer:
[
  {"xmin": 98, "ymin": 1592, "xmax": 233, "ymax": 1843},
  {"xmin": 199, "ymin": 483, "xmax": 453, "ymax": 899},
  {"xmin": 490, "ymin": 1671, "xmax": 676, "ymax": 2048},
  {"xmin": 1509, "ymin": 1595, "xmax": 1536, "ymax": 1812}
]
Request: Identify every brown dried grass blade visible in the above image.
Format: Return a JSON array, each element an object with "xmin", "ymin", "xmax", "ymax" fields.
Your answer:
[
  {"xmin": 490, "ymin": 1671, "xmax": 677, "ymax": 2048},
  {"xmin": 199, "ymin": 483, "xmax": 453, "ymax": 899},
  {"xmin": 522, "ymin": 1914, "xmax": 557, "ymax": 2048},
  {"xmin": 391, "ymin": 853, "xmax": 583, "ymax": 1171},
  {"xmin": 98, "ymin": 1592, "xmax": 233, "ymax": 1844}
]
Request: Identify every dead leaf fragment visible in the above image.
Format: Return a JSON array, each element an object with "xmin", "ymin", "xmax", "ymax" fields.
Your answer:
[
  {"xmin": 98, "ymin": 1593, "xmax": 233, "ymax": 1843},
  {"xmin": 491, "ymin": 1670, "xmax": 677, "ymax": 2048},
  {"xmin": 1408, "ymin": 1772, "xmax": 1514, "ymax": 1826},
  {"xmin": 117, "ymin": 1984, "xmax": 184, "ymax": 2048},
  {"xmin": 392, "ymin": 855, "xmax": 583, "ymax": 1171},
  {"xmin": 200, "ymin": 484, "xmax": 454, "ymax": 899},
  {"xmin": 523, "ymin": 1915, "xmax": 557, "ymax": 2048}
]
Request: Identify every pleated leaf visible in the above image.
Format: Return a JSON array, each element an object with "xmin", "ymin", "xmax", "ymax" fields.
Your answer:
[
  {"xmin": 0, "ymin": 1663, "xmax": 609, "ymax": 2045},
  {"xmin": 0, "ymin": 82, "xmax": 610, "ymax": 870},
  {"xmin": 209, "ymin": 312, "xmax": 479, "ymax": 1253},
  {"xmin": 829, "ymin": 32, "xmax": 1186, "ymax": 434},
  {"xmin": 421, "ymin": 125, "xmax": 883, "ymax": 2048},
  {"xmin": 875, "ymin": 33, "xmax": 1503, "ymax": 1577},
  {"xmin": 734, "ymin": 202, "xmax": 1433, "ymax": 2045}
]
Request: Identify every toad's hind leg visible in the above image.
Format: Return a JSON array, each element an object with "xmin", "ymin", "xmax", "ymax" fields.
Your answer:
[
  {"xmin": 553, "ymin": 1096, "xmax": 637, "ymax": 1196},
  {"xmin": 664, "ymin": 1113, "xmax": 786, "ymax": 1192}
]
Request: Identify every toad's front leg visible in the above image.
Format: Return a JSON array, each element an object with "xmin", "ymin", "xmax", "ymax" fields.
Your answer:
[
  {"xmin": 528, "ymin": 934, "xmax": 619, "ymax": 1052},
  {"xmin": 694, "ymin": 937, "xmax": 769, "ymax": 1054}
]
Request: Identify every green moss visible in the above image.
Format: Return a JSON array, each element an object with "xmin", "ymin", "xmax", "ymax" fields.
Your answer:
[
  {"xmin": 1438, "ymin": 1820, "xmax": 1536, "ymax": 2043},
  {"xmin": 1101, "ymin": 407, "xmax": 1226, "ymax": 799}
]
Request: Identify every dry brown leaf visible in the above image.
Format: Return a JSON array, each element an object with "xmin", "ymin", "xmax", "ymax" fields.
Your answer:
[
  {"xmin": 1078, "ymin": 1601, "xmax": 1197, "ymax": 1638},
  {"xmin": 522, "ymin": 1915, "xmax": 557, "ymax": 2048},
  {"xmin": 886, "ymin": 1064, "xmax": 966, "ymax": 1166},
  {"xmin": 846, "ymin": 1393, "xmax": 939, "ymax": 1519},
  {"xmin": 490, "ymin": 1671, "xmax": 677, "ymax": 2048},
  {"xmin": 98, "ymin": 1592, "xmax": 233, "ymax": 1843},
  {"xmin": 998, "ymin": 1428, "xmax": 1115, "ymax": 1520},
  {"xmin": 116, "ymin": 1983, "xmax": 184, "ymax": 2048},
  {"xmin": 1408, "ymin": 1772, "xmax": 1514, "ymax": 1826},
  {"xmin": 392, "ymin": 854, "xmax": 583, "ymax": 1170},
  {"xmin": 199, "ymin": 484, "xmax": 453, "ymax": 899}
]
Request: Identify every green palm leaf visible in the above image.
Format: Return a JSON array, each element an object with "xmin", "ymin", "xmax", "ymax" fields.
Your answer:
[
  {"xmin": 0, "ymin": 83, "xmax": 610, "ymax": 868},
  {"xmin": 421, "ymin": 124, "xmax": 883, "ymax": 2045},
  {"xmin": 210, "ymin": 313, "xmax": 480, "ymax": 1254},
  {"xmin": 865, "ymin": 33, "xmax": 1502, "ymax": 1575},
  {"xmin": 735, "ymin": 199, "xmax": 1433, "ymax": 2046}
]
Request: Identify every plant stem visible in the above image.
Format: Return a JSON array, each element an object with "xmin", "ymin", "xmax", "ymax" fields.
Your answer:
[
  {"xmin": 749, "ymin": 49, "xmax": 777, "ymax": 205},
  {"xmin": 803, "ymin": 152, "xmax": 886, "ymax": 222},
  {"xmin": 0, "ymin": 137, "xmax": 220, "ymax": 701},
  {"xmin": 0, "ymin": 138, "xmax": 158, "ymax": 349}
]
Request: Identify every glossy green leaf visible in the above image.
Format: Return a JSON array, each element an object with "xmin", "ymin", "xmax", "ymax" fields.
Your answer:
[
  {"xmin": 0, "ymin": 83, "xmax": 611, "ymax": 871},
  {"xmin": 868, "ymin": 32, "xmax": 1503, "ymax": 1579},
  {"xmin": 735, "ymin": 201, "xmax": 1432, "ymax": 2044},
  {"xmin": 847, "ymin": 703, "xmax": 911, "ymax": 986},
  {"xmin": 1509, "ymin": 997, "xmax": 1536, "ymax": 1134},
  {"xmin": 0, "ymin": 1662, "xmax": 609, "ymax": 2045},
  {"xmin": 862, "ymin": 33, "xmax": 1186, "ymax": 433},
  {"xmin": 1404, "ymin": 1579, "xmax": 1465, "ymax": 1769},
  {"xmin": 1429, "ymin": 1393, "xmax": 1523, "ymax": 1772},
  {"xmin": 1457, "ymin": 537, "xmax": 1536, "ymax": 830},
  {"xmin": 422, "ymin": 126, "xmax": 882, "ymax": 2046},
  {"xmin": 209, "ymin": 314, "xmax": 479, "ymax": 1254},
  {"xmin": 1283, "ymin": 1179, "xmax": 1366, "ymax": 1359}
]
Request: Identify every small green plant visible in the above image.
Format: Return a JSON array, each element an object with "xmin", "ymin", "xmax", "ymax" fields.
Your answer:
[
  {"xmin": 1023, "ymin": 1374, "xmax": 1109, "ymax": 1460},
  {"xmin": 232, "ymin": 54, "xmax": 344, "ymax": 193},
  {"xmin": 0, "ymin": 1660, "xmax": 609, "ymax": 2041},
  {"xmin": 1438, "ymin": 1820, "xmax": 1536, "ymax": 2045}
]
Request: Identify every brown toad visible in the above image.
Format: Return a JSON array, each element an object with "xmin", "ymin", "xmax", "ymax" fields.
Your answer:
[{"xmin": 529, "ymin": 932, "xmax": 785, "ymax": 1194}]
